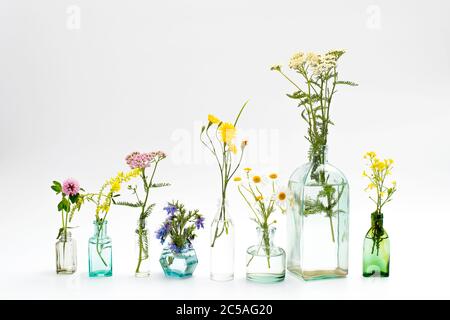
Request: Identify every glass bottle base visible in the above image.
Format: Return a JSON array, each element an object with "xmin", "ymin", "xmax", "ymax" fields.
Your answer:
[
  {"xmin": 288, "ymin": 266, "xmax": 347, "ymax": 281},
  {"xmin": 247, "ymin": 273, "xmax": 285, "ymax": 283},
  {"xmin": 135, "ymin": 271, "xmax": 150, "ymax": 278},
  {"xmin": 363, "ymin": 270, "xmax": 389, "ymax": 277},
  {"xmin": 56, "ymin": 269, "xmax": 76, "ymax": 275},
  {"xmin": 210, "ymin": 273, "xmax": 234, "ymax": 282},
  {"xmin": 89, "ymin": 270, "xmax": 112, "ymax": 278},
  {"xmin": 163, "ymin": 270, "xmax": 193, "ymax": 279}
]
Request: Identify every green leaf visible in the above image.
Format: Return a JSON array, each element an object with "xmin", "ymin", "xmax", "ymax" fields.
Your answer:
[
  {"xmin": 57, "ymin": 200, "xmax": 65, "ymax": 212},
  {"xmin": 56, "ymin": 227, "xmax": 64, "ymax": 240},
  {"xmin": 336, "ymin": 80, "xmax": 358, "ymax": 86},
  {"xmin": 112, "ymin": 200, "xmax": 142, "ymax": 208},
  {"xmin": 51, "ymin": 181, "xmax": 62, "ymax": 194},
  {"xmin": 150, "ymin": 182, "xmax": 171, "ymax": 188},
  {"xmin": 69, "ymin": 194, "xmax": 79, "ymax": 204}
]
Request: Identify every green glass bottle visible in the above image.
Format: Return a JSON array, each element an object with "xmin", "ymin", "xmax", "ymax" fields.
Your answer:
[{"xmin": 363, "ymin": 212, "xmax": 389, "ymax": 277}]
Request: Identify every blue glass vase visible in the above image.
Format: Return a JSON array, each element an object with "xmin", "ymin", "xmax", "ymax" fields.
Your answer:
[
  {"xmin": 159, "ymin": 244, "xmax": 198, "ymax": 278},
  {"xmin": 88, "ymin": 220, "xmax": 112, "ymax": 277}
]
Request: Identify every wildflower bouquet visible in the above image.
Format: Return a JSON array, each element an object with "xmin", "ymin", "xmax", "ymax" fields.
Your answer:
[
  {"xmin": 234, "ymin": 170, "xmax": 286, "ymax": 268},
  {"xmin": 200, "ymin": 101, "xmax": 249, "ymax": 247},
  {"xmin": 51, "ymin": 178, "xmax": 89, "ymax": 240},
  {"xmin": 363, "ymin": 151, "xmax": 396, "ymax": 253},
  {"xmin": 112, "ymin": 151, "xmax": 169, "ymax": 276},
  {"xmin": 156, "ymin": 201, "xmax": 205, "ymax": 255},
  {"xmin": 272, "ymin": 50, "xmax": 357, "ymax": 241}
]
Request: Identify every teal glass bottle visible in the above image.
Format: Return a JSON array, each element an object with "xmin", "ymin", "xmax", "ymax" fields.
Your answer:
[
  {"xmin": 287, "ymin": 145, "xmax": 349, "ymax": 280},
  {"xmin": 88, "ymin": 220, "xmax": 112, "ymax": 277},
  {"xmin": 363, "ymin": 212, "xmax": 390, "ymax": 277},
  {"xmin": 159, "ymin": 243, "xmax": 198, "ymax": 278}
]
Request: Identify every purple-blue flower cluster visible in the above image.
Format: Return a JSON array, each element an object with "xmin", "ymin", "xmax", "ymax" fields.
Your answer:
[{"xmin": 156, "ymin": 201, "xmax": 205, "ymax": 253}]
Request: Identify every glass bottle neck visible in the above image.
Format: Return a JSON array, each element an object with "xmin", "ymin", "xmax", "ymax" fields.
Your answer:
[
  {"xmin": 59, "ymin": 231, "xmax": 72, "ymax": 242},
  {"xmin": 371, "ymin": 212, "xmax": 384, "ymax": 228},
  {"xmin": 310, "ymin": 145, "xmax": 328, "ymax": 165},
  {"xmin": 257, "ymin": 226, "xmax": 275, "ymax": 248},
  {"xmin": 94, "ymin": 220, "xmax": 108, "ymax": 238}
]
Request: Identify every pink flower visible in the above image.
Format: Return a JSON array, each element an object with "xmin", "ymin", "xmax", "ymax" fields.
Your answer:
[
  {"xmin": 125, "ymin": 152, "xmax": 154, "ymax": 169},
  {"xmin": 62, "ymin": 178, "xmax": 80, "ymax": 196}
]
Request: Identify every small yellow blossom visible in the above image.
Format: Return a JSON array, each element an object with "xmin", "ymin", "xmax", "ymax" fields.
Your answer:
[
  {"xmin": 269, "ymin": 173, "xmax": 278, "ymax": 179},
  {"xmin": 244, "ymin": 167, "xmax": 252, "ymax": 172},
  {"xmin": 362, "ymin": 170, "xmax": 368, "ymax": 177},
  {"xmin": 364, "ymin": 151, "xmax": 377, "ymax": 159},
  {"xmin": 367, "ymin": 183, "xmax": 376, "ymax": 190},
  {"xmin": 392, "ymin": 181, "xmax": 397, "ymax": 187},
  {"xmin": 252, "ymin": 176, "xmax": 262, "ymax": 184},
  {"xmin": 255, "ymin": 195, "xmax": 263, "ymax": 201},
  {"xmin": 219, "ymin": 122, "xmax": 236, "ymax": 145},
  {"xmin": 110, "ymin": 180, "xmax": 121, "ymax": 193},
  {"xmin": 233, "ymin": 176, "xmax": 242, "ymax": 182},
  {"xmin": 208, "ymin": 114, "xmax": 221, "ymax": 124},
  {"xmin": 229, "ymin": 144, "xmax": 237, "ymax": 154}
]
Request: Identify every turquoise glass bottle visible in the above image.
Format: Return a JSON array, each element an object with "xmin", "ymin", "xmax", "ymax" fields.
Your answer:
[{"xmin": 88, "ymin": 220, "xmax": 112, "ymax": 277}]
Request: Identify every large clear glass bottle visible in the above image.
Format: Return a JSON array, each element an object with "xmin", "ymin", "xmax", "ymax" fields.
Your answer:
[
  {"xmin": 55, "ymin": 231, "xmax": 77, "ymax": 274},
  {"xmin": 135, "ymin": 218, "xmax": 151, "ymax": 277},
  {"xmin": 363, "ymin": 212, "xmax": 390, "ymax": 277},
  {"xmin": 210, "ymin": 199, "xmax": 234, "ymax": 281},
  {"xmin": 88, "ymin": 220, "xmax": 112, "ymax": 277},
  {"xmin": 246, "ymin": 226, "xmax": 286, "ymax": 283},
  {"xmin": 287, "ymin": 145, "xmax": 349, "ymax": 280}
]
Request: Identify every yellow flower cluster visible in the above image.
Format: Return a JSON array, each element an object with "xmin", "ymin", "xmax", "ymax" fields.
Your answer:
[
  {"xmin": 96, "ymin": 169, "xmax": 141, "ymax": 215},
  {"xmin": 363, "ymin": 151, "xmax": 397, "ymax": 213}
]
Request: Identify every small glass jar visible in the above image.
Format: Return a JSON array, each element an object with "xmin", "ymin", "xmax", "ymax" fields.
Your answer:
[
  {"xmin": 363, "ymin": 212, "xmax": 390, "ymax": 277},
  {"xmin": 55, "ymin": 231, "xmax": 77, "ymax": 274},
  {"xmin": 135, "ymin": 218, "xmax": 151, "ymax": 277},
  {"xmin": 246, "ymin": 226, "xmax": 286, "ymax": 283},
  {"xmin": 159, "ymin": 244, "xmax": 198, "ymax": 279},
  {"xmin": 88, "ymin": 220, "xmax": 112, "ymax": 277}
]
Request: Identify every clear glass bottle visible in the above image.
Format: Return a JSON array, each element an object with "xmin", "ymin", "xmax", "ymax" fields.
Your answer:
[
  {"xmin": 88, "ymin": 220, "xmax": 112, "ymax": 277},
  {"xmin": 159, "ymin": 244, "xmax": 198, "ymax": 278},
  {"xmin": 246, "ymin": 226, "xmax": 286, "ymax": 283},
  {"xmin": 210, "ymin": 199, "xmax": 234, "ymax": 281},
  {"xmin": 135, "ymin": 218, "xmax": 151, "ymax": 277},
  {"xmin": 363, "ymin": 212, "xmax": 390, "ymax": 277},
  {"xmin": 287, "ymin": 145, "xmax": 349, "ymax": 280},
  {"xmin": 55, "ymin": 231, "xmax": 77, "ymax": 274}
]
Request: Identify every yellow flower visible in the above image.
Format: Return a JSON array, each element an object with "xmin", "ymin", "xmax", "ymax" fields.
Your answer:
[
  {"xmin": 229, "ymin": 144, "xmax": 238, "ymax": 154},
  {"xmin": 367, "ymin": 183, "xmax": 376, "ymax": 190},
  {"xmin": 362, "ymin": 171, "xmax": 368, "ymax": 177},
  {"xmin": 364, "ymin": 151, "xmax": 377, "ymax": 159},
  {"xmin": 252, "ymin": 176, "xmax": 262, "ymax": 184},
  {"xmin": 269, "ymin": 173, "xmax": 278, "ymax": 179},
  {"xmin": 233, "ymin": 176, "xmax": 242, "ymax": 182},
  {"xmin": 244, "ymin": 167, "xmax": 252, "ymax": 172},
  {"xmin": 277, "ymin": 191, "xmax": 287, "ymax": 201},
  {"xmin": 110, "ymin": 180, "xmax": 121, "ymax": 193},
  {"xmin": 219, "ymin": 122, "xmax": 236, "ymax": 145},
  {"xmin": 371, "ymin": 160, "xmax": 386, "ymax": 171},
  {"xmin": 255, "ymin": 195, "xmax": 263, "ymax": 201},
  {"xmin": 392, "ymin": 180, "xmax": 397, "ymax": 187},
  {"xmin": 208, "ymin": 114, "xmax": 221, "ymax": 124}
]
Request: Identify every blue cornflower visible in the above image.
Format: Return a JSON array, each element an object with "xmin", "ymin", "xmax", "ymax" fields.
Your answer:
[
  {"xmin": 163, "ymin": 204, "xmax": 177, "ymax": 216},
  {"xmin": 195, "ymin": 216, "xmax": 205, "ymax": 229}
]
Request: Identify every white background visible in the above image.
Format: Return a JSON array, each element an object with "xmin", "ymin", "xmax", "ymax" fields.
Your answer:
[{"xmin": 0, "ymin": 0, "xmax": 449, "ymax": 299}]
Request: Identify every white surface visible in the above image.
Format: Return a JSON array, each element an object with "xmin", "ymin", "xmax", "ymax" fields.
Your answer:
[{"xmin": 0, "ymin": 0, "xmax": 449, "ymax": 299}]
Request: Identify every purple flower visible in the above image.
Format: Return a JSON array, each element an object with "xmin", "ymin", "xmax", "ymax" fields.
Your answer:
[
  {"xmin": 62, "ymin": 178, "xmax": 80, "ymax": 196},
  {"xmin": 169, "ymin": 242, "xmax": 182, "ymax": 254},
  {"xmin": 163, "ymin": 204, "xmax": 177, "ymax": 216},
  {"xmin": 156, "ymin": 222, "xmax": 171, "ymax": 244},
  {"xmin": 195, "ymin": 216, "xmax": 205, "ymax": 229}
]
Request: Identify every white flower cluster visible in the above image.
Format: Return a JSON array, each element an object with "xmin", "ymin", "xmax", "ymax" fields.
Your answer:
[{"xmin": 289, "ymin": 50, "xmax": 345, "ymax": 76}]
